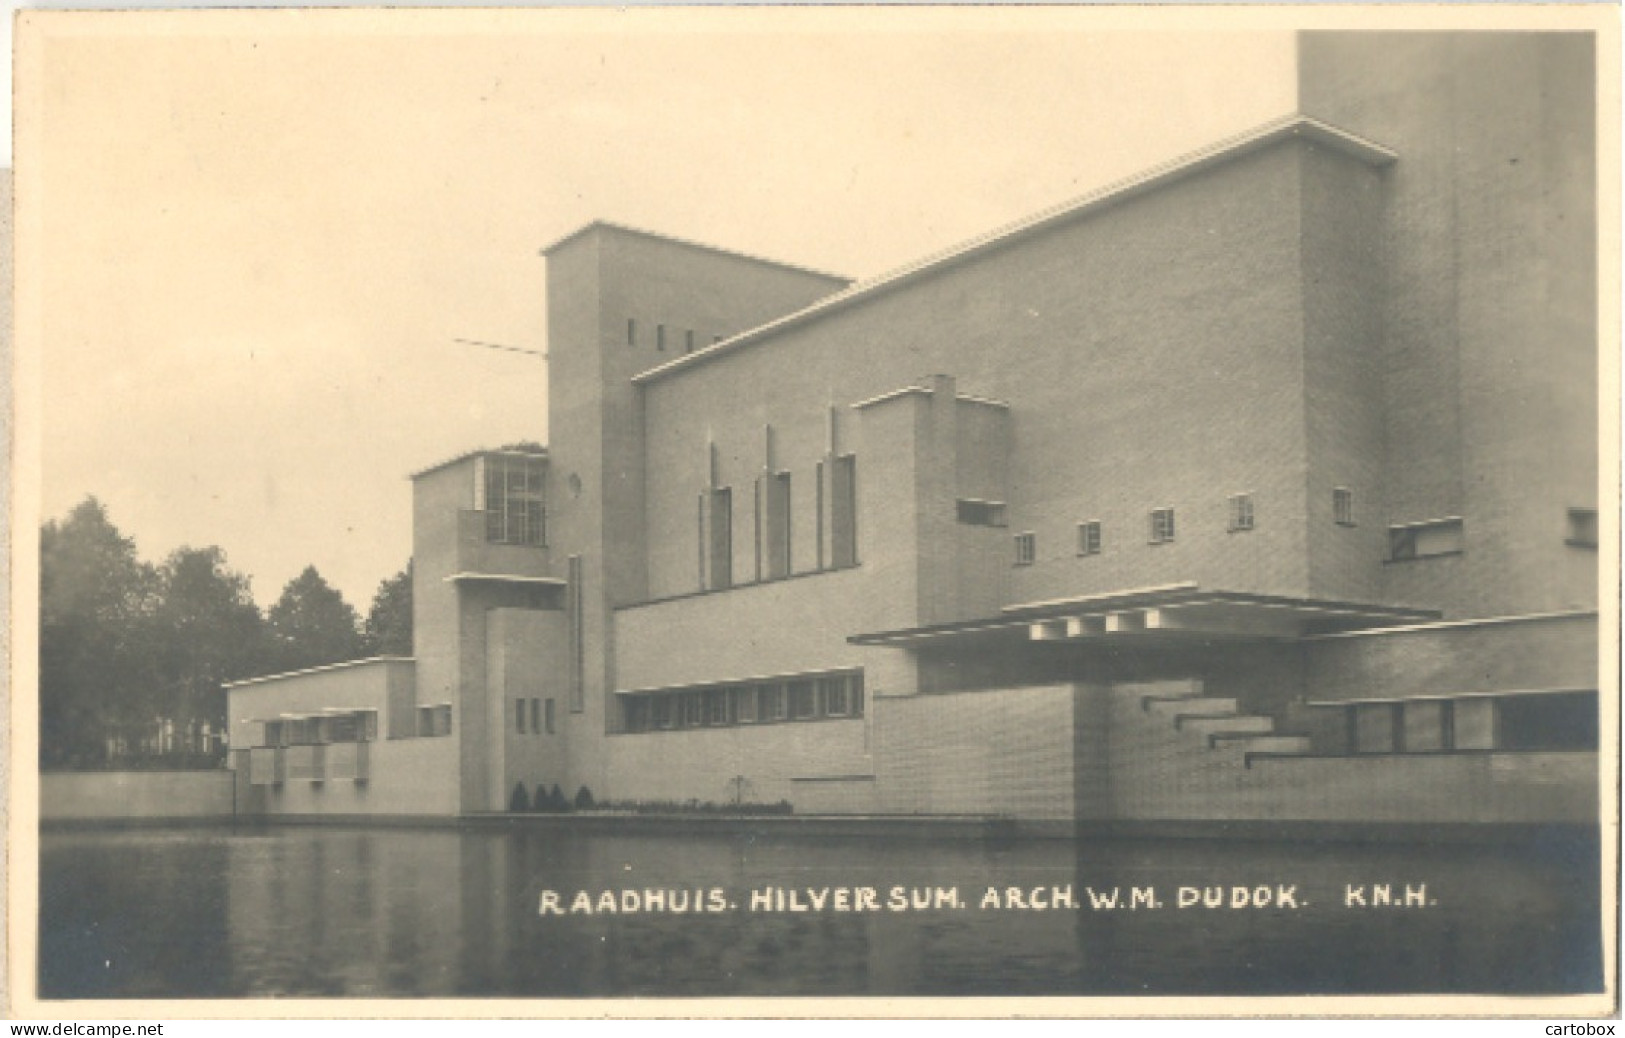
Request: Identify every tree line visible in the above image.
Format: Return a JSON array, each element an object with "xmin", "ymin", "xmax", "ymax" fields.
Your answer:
[{"xmin": 40, "ymin": 496, "xmax": 412, "ymax": 770}]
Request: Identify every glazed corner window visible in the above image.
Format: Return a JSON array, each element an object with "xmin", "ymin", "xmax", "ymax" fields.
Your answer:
[
  {"xmin": 1149, "ymin": 508, "xmax": 1176, "ymax": 544},
  {"xmin": 1014, "ymin": 532, "xmax": 1036, "ymax": 566},
  {"xmin": 1388, "ymin": 517, "xmax": 1464, "ymax": 561},
  {"xmin": 1334, "ymin": 487, "xmax": 1355, "ymax": 527},
  {"xmin": 956, "ymin": 499, "xmax": 1007, "ymax": 527},
  {"xmin": 417, "ymin": 704, "xmax": 452, "ymax": 738},
  {"xmin": 1077, "ymin": 520, "xmax": 1102, "ymax": 556},
  {"xmin": 1567, "ymin": 507, "xmax": 1598, "ymax": 549},
  {"xmin": 1228, "ymin": 494, "xmax": 1254, "ymax": 533},
  {"xmin": 481, "ymin": 455, "xmax": 547, "ymax": 546}
]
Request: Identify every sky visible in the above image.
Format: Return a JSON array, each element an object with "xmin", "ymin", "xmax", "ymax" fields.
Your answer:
[{"xmin": 22, "ymin": 9, "xmax": 1303, "ymax": 609}]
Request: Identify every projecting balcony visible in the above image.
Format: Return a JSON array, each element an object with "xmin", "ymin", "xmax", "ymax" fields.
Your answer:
[{"xmin": 451, "ymin": 510, "xmax": 562, "ymax": 585}]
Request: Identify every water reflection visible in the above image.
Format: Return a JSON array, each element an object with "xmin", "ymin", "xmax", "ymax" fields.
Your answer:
[{"xmin": 39, "ymin": 825, "xmax": 1600, "ymax": 998}]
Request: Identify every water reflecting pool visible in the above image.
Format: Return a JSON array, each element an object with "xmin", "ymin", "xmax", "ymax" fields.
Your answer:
[{"xmin": 39, "ymin": 824, "xmax": 1601, "ymax": 999}]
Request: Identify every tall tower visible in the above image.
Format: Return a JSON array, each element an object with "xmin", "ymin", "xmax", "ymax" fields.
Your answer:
[
  {"xmin": 539, "ymin": 222, "xmax": 849, "ymax": 796},
  {"xmin": 1298, "ymin": 32, "xmax": 1598, "ymax": 617}
]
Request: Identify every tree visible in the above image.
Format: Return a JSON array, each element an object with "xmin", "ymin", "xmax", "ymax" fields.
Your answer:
[
  {"xmin": 362, "ymin": 561, "xmax": 413, "ymax": 656},
  {"xmin": 267, "ymin": 565, "xmax": 363, "ymax": 671},
  {"xmin": 151, "ymin": 545, "xmax": 267, "ymax": 735},
  {"xmin": 39, "ymin": 498, "xmax": 159, "ymax": 767}
]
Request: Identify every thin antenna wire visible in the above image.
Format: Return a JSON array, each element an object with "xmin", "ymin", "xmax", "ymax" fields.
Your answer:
[{"xmin": 454, "ymin": 337, "xmax": 547, "ymax": 359}]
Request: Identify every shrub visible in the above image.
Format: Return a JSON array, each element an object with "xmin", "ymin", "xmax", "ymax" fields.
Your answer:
[{"xmin": 508, "ymin": 782, "xmax": 531, "ymax": 812}]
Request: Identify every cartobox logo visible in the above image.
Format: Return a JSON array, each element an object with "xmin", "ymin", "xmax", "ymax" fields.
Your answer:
[{"xmin": 1545, "ymin": 1026, "xmax": 1617, "ymax": 1036}]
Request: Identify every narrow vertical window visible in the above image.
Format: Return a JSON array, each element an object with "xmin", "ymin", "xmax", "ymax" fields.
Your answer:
[
  {"xmin": 1334, "ymin": 487, "xmax": 1355, "ymax": 527},
  {"xmin": 627, "ymin": 318, "xmax": 636, "ymax": 346},
  {"xmin": 567, "ymin": 554, "xmax": 585, "ymax": 713},
  {"xmin": 815, "ymin": 461, "xmax": 826, "ymax": 571},
  {"xmin": 684, "ymin": 330, "xmax": 695, "ymax": 354},
  {"xmin": 545, "ymin": 698, "xmax": 555, "ymax": 734},
  {"xmin": 1228, "ymin": 494, "xmax": 1254, "ymax": 532},
  {"xmin": 515, "ymin": 700, "xmax": 526, "ymax": 734},
  {"xmin": 1014, "ymin": 532, "xmax": 1036, "ymax": 566},
  {"xmin": 656, "ymin": 324, "xmax": 666, "ymax": 351},
  {"xmin": 708, "ymin": 488, "xmax": 733, "ymax": 589},
  {"xmin": 766, "ymin": 472, "xmax": 791, "ymax": 579},
  {"xmin": 1077, "ymin": 521, "xmax": 1102, "ymax": 556},
  {"xmin": 831, "ymin": 455, "xmax": 858, "ymax": 568},
  {"xmin": 1150, "ymin": 508, "xmax": 1176, "ymax": 544},
  {"xmin": 530, "ymin": 698, "xmax": 541, "ymax": 735}
]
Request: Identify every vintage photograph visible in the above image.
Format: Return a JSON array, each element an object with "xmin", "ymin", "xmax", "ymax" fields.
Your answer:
[{"xmin": 10, "ymin": 5, "xmax": 1616, "ymax": 1015}]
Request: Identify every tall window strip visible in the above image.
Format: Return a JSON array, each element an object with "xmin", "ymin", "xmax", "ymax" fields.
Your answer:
[
  {"xmin": 1077, "ymin": 520, "xmax": 1102, "ymax": 556},
  {"xmin": 627, "ymin": 318, "xmax": 636, "ymax": 346},
  {"xmin": 753, "ymin": 478, "xmax": 764, "ymax": 582},
  {"xmin": 815, "ymin": 461, "xmax": 826, "ymax": 571},
  {"xmin": 1333, "ymin": 487, "xmax": 1355, "ymax": 526},
  {"xmin": 567, "ymin": 554, "xmax": 585, "ymax": 712},
  {"xmin": 765, "ymin": 472, "xmax": 792, "ymax": 579},
  {"xmin": 831, "ymin": 454, "xmax": 858, "ymax": 568},
  {"xmin": 656, "ymin": 324, "xmax": 666, "ymax": 351},
  {"xmin": 544, "ymin": 698, "xmax": 555, "ymax": 734},
  {"xmin": 515, "ymin": 699, "xmax": 526, "ymax": 734},
  {"xmin": 1228, "ymin": 493, "xmax": 1255, "ymax": 532},
  {"xmin": 684, "ymin": 330, "xmax": 695, "ymax": 354},
  {"xmin": 1150, "ymin": 508, "xmax": 1176, "ymax": 544},
  {"xmin": 707, "ymin": 488, "xmax": 733, "ymax": 589}
]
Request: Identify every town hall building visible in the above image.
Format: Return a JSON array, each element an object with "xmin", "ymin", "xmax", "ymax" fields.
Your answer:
[{"xmin": 226, "ymin": 31, "xmax": 1602, "ymax": 831}]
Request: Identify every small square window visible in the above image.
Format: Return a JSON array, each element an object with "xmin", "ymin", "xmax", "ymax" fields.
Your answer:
[
  {"xmin": 1149, "ymin": 508, "xmax": 1175, "ymax": 544},
  {"xmin": 1567, "ymin": 507, "xmax": 1598, "ymax": 549},
  {"xmin": 1228, "ymin": 494, "xmax": 1254, "ymax": 532},
  {"xmin": 1334, "ymin": 487, "xmax": 1355, "ymax": 527},
  {"xmin": 1014, "ymin": 532, "xmax": 1036, "ymax": 566},
  {"xmin": 1077, "ymin": 521, "xmax": 1101, "ymax": 556}
]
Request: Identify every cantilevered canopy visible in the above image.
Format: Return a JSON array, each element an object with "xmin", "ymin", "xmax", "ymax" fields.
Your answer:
[{"xmin": 848, "ymin": 584, "xmax": 1440, "ymax": 648}]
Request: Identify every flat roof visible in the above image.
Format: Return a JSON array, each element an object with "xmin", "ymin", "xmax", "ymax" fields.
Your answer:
[
  {"xmin": 539, "ymin": 219, "xmax": 851, "ymax": 284},
  {"xmin": 409, "ymin": 445, "xmax": 548, "ymax": 481},
  {"xmin": 225, "ymin": 656, "xmax": 414, "ymax": 690},
  {"xmin": 634, "ymin": 114, "xmax": 1396, "ymax": 387}
]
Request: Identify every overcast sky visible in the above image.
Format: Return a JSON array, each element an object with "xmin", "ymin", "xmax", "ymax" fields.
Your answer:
[{"xmin": 22, "ymin": 10, "xmax": 1303, "ymax": 609}]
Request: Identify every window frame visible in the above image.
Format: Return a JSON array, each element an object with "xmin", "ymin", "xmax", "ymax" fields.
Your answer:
[
  {"xmin": 1014, "ymin": 531, "xmax": 1036, "ymax": 566},
  {"xmin": 1149, "ymin": 507, "xmax": 1176, "ymax": 545},
  {"xmin": 1333, "ymin": 487, "xmax": 1356, "ymax": 527},
  {"xmin": 1228, "ymin": 493, "xmax": 1255, "ymax": 533},
  {"xmin": 1077, "ymin": 520, "xmax": 1102, "ymax": 556}
]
